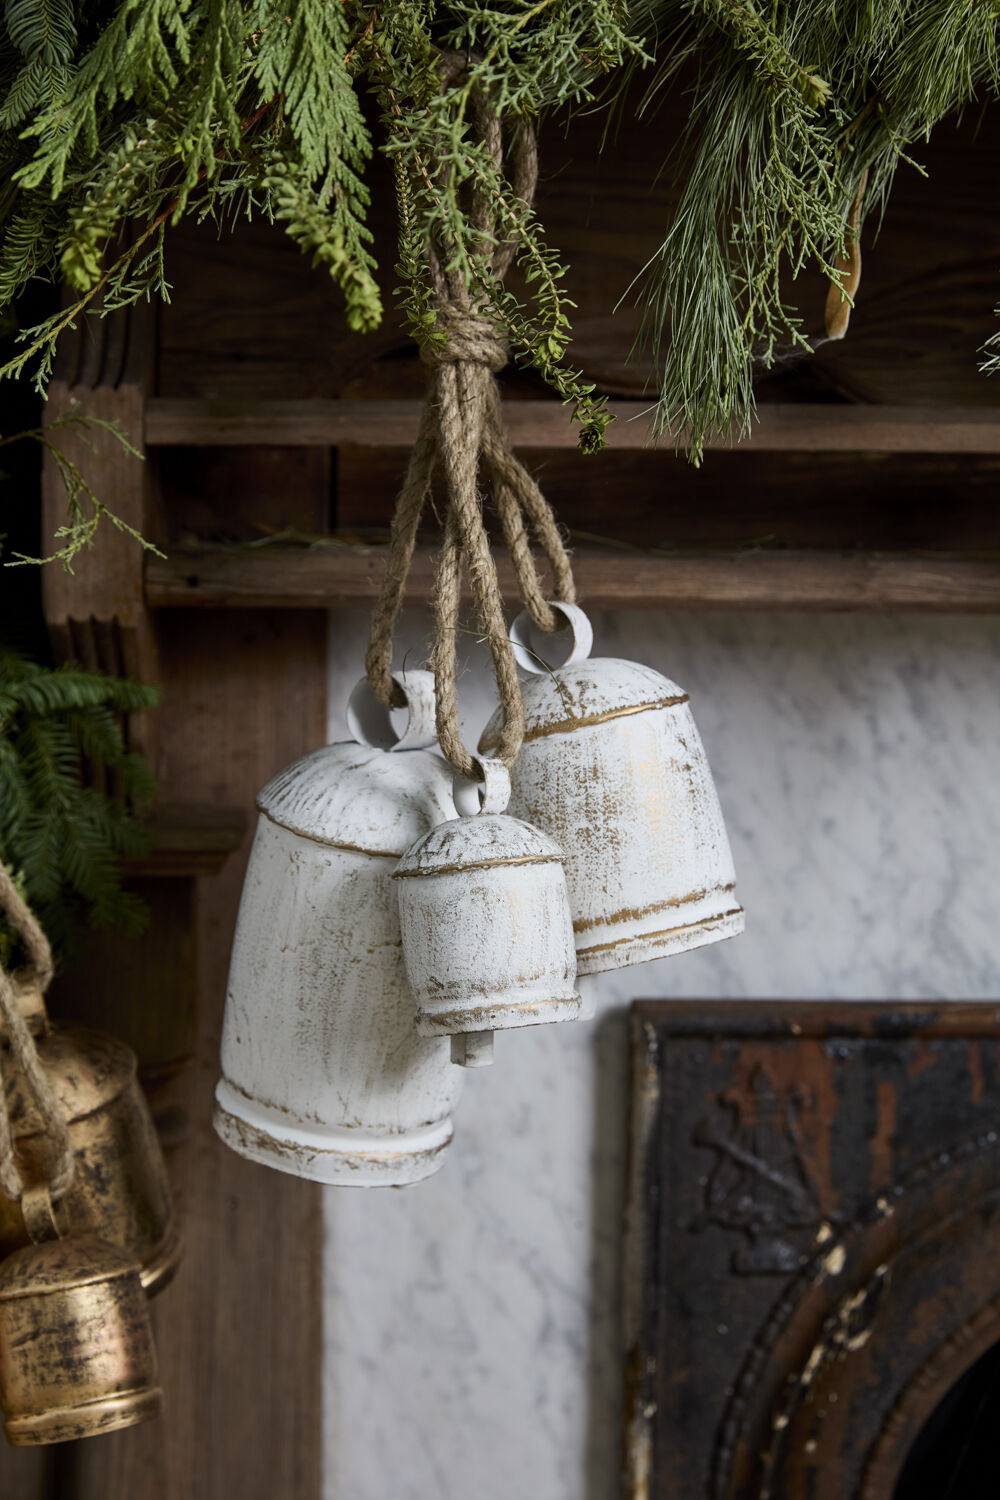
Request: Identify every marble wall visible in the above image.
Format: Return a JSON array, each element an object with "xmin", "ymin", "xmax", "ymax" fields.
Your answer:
[{"xmin": 323, "ymin": 609, "xmax": 1000, "ymax": 1500}]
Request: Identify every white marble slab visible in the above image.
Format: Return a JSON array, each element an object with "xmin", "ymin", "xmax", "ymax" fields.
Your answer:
[{"xmin": 323, "ymin": 609, "xmax": 1000, "ymax": 1500}]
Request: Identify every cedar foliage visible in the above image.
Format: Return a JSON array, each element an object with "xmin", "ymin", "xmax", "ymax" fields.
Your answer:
[
  {"xmin": 1, "ymin": 1, "xmax": 998, "ymax": 459},
  {"xmin": 0, "ymin": 649, "xmax": 159, "ymax": 956},
  {"xmin": 630, "ymin": 0, "xmax": 1000, "ymax": 458},
  {"xmin": 0, "ymin": 0, "xmax": 646, "ymax": 450}
]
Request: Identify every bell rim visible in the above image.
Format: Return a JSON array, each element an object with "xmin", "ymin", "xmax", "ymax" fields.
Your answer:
[
  {"xmin": 576, "ymin": 905, "xmax": 745, "ymax": 974},
  {"xmin": 140, "ymin": 1220, "xmax": 183, "ymax": 1298},
  {"xmin": 415, "ymin": 991, "xmax": 582, "ymax": 1036},
  {"xmin": 0, "ymin": 1235, "xmax": 143, "ymax": 1301},
  {"xmin": 393, "ymin": 813, "xmax": 565, "ymax": 877},
  {"xmin": 254, "ymin": 741, "xmax": 455, "ymax": 854},
  {"xmin": 482, "ymin": 692, "xmax": 690, "ymax": 753},
  {"xmin": 257, "ymin": 804, "xmax": 405, "ymax": 860},
  {"xmin": 4, "ymin": 1386, "xmax": 162, "ymax": 1446},
  {"xmin": 213, "ymin": 1081, "xmax": 455, "ymax": 1187},
  {"xmin": 393, "ymin": 849, "xmax": 562, "ymax": 880}
]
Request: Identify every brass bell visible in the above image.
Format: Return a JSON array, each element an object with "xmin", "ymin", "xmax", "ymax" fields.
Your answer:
[
  {"xmin": 0, "ymin": 978, "xmax": 179, "ymax": 1295},
  {"xmin": 0, "ymin": 1188, "xmax": 161, "ymax": 1445},
  {"xmin": 480, "ymin": 604, "xmax": 744, "ymax": 975}
]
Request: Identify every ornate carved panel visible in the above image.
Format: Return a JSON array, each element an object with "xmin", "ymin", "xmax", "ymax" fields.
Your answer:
[{"xmin": 625, "ymin": 1002, "xmax": 1000, "ymax": 1500}]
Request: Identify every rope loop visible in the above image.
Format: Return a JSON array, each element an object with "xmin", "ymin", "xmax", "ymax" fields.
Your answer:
[
  {"xmin": 365, "ymin": 49, "xmax": 577, "ymax": 774},
  {"xmin": 0, "ymin": 863, "xmax": 75, "ymax": 1208},
  {"xmin": 420, "ymin": 306, "xmax": 508, "ymax": 372}
]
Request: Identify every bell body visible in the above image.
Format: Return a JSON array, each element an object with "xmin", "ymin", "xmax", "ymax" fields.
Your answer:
[
  {"xmin": 394, "ymin": 814, "xmax": 581, "ymax": 1035},
  {"xmin": 480, "ymin": 656, "xmax": 744, "ymax": 975},
  {"xmin": 215, "ymin": 742, "xmax": 464, "ymax": 1187},
  {"xmin": 0, "ymin": 1235, "xmax": 161, "ymax": 1445},
  {"xmin": 0, "ymin": 1026, "xmax": 178, "ymax": 1296}
]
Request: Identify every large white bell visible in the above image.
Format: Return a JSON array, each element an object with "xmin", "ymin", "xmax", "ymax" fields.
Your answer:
[
  {"xmin": 479, "ymin": 605, "xmax": 744, "ymax": 975},
  {"xmin": 214, "ymin": 672, "xmax": 465, "ymax": 1187}
]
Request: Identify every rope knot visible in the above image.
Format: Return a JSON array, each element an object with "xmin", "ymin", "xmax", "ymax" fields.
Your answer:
[{"xmin": 423, "ymin": 303, "xmax": 508, "ymax": 373}]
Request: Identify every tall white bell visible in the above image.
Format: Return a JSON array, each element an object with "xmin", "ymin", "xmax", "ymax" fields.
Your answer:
[
  {"xmin": 214, "ymin": 672, "xmax": 465, "ymax": 1187},
  {"xmin": 479, "ymin": 606, "xmax": 744, "ymax": 975}
]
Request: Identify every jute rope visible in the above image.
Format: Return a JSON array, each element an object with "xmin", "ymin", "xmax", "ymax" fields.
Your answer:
[
  {"xmin": 0, "ymin": 863, "xmax": 74, "ymax": 1204},
  {"xmin": 365, "ymin": 52, "xmax": 577, "ymax": 779}
]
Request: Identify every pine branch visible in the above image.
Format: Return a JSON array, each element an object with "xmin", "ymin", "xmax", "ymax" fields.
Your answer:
[{"xmin": 0, "ymin": 649, "xmax": 159, "ymax": 953}]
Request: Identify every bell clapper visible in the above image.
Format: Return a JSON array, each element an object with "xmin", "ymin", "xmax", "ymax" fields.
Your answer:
[{"xmin": 451, "ymin": 1031, "xmax": 495, "ymax": 1068}]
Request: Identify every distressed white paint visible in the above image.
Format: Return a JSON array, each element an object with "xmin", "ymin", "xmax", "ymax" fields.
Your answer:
[
  {"xmin": 395, "ymin": 813, "xmax": 582, "ymax": 1035},
  {"xmin": 481, "ymin": 648, "xmax": 743, "ymax": 973},
  {"xmin": 215, "ymin": 738, "xmax": 465, "ymax": 1186},
  {"xmin": 322, "ymin": 608, "xmax": 1000, "ymax": 1500}
]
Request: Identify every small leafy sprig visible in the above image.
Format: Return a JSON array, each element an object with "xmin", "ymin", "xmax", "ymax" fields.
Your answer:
[{"xmin": 0, "ymin": 409, "xmax": 164, "ymax": 568}]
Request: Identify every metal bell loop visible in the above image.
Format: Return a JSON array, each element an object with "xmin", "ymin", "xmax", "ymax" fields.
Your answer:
[
  {"xmin": 452, "ymin": 756, "xmax": 511, "ymax": 817},
  {"xmin": 346, "ymin": 669, "xmax": 438, "ymax": 751},
  {"xmin": 19, "ymin": 1184, "xmax": 68, "ymax": 1246},
  {"xmin": 508, "ymin": 603, "xmax": 594, "ymax": 675}
]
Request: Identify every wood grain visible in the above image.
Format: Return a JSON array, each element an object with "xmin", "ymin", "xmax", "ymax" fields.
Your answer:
[
  {"xmin": 41, "ymin": 304, "xmax": 328, "ymax": 1495},
  {"xmin": 63, "ymin": 611, "xmax": 327, "ymax": 1500},
  {"xmin": 145, "ymin": 398, "xmax": 1000, "ymax": 454},
  {"xmin": 145, "ymin": 545, "xmax": 1000, "ymax": 612}
]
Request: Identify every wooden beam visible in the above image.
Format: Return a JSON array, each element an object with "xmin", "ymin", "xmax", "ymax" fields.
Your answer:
[
  {"xmin": 145, "ymin": 398, "xmax": 1000, "ymax": 453},
  {"xmin": 145, "ymin": 545, "xmax": 1000, "ymax": 612},
  {"xmin": 123, "ymin": 805, "xmax": 248, "ymax": 879}
]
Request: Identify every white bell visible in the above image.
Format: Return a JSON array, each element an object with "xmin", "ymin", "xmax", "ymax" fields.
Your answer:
[
  {"xmin": 214, "ymin": 671, "xmax": 465, "ymax": 1187},
  {"xmin": 394, "ymin": 758, "xmax": 581, "ymax": 1049},
  {"xmin": 479, "ymin": 605, "xmax": 744, "ymax": 975}
]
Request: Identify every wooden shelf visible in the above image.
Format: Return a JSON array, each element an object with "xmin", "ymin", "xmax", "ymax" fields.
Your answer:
[
  {"xmin": 145, "ymin": 545, "xmax": 1000, "ymax": 612},
  {"xmin": 145, "ymin": 399, "xmax": 1000, "ymax": 453},
  {"xmin": 123, "ymin": 804, "xmax": 247, "ymax": 878}
]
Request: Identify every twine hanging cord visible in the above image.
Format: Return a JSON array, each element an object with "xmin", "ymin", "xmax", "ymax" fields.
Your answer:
[
  {"xmin": 0, "ymin": 863, "xmax": 74, "ymax": 1207},
  {"xmin": 364, "ymin": 51, "xmax": 577, "ymax": 779}
]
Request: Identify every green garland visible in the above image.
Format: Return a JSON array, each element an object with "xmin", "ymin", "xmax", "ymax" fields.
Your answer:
[
  {"xmin": 1, "ymin": 1, "xmax": 998, "ymax": 460},
  {"xmin": 0, "ymin": 0, "xmax": 645, "ymax": 450},
  {"xmin": 630, "ymin": 0, "xmax": 1000, "ymax": 457},
  {"xmin": 0, "ymin": 649, "xmax": 159, "ymax": 958}
]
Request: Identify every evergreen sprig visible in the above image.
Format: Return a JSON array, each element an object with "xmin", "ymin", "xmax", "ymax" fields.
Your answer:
[
  {"xmin": 0, "ymin": 648, "xmax": 159, "ymax": 956},
  {"xmin": 0, "ymin": 0, "xmax": 644, "ymax": 448},
  {"xmin": 0, "ymin": 409, "xmax": 165, "ymax": 568},
  {"xmin": 2, "ymin": 0, "xmax": 998, "ymax": 460},
  {"xmin": 630, "ymin": 0, "xmax": 1000, "ymax": 458}
]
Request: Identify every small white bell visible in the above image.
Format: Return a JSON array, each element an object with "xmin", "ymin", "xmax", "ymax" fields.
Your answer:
[
  {"xmin": 214, "ymin": 671, "xmax": 465, "ymax": 1187},
  {"xmin": 479, "ymin": 605, "xmax": 744, "ymax": 975},
  {"xmin": 393, "ymin": 758, "xmax": 581, "ymax": 1042}
]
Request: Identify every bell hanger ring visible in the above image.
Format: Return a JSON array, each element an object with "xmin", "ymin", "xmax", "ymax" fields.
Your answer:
[
  {"xmin": 20, "ymin": 1184, "xmax": 70, "ymax": 1246},
  {"xmin": 508, "ymin": 603, "xmax": 593, "ymax": 676},
  {"xmin": 452, "ymin": 756, "xmax": 511, "ymax": 818},
  {"xmin": 346, "ymin": 670, "xmax": 438, "ymax": 752}
]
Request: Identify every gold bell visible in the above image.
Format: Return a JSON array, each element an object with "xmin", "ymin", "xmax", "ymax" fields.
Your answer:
[
  {"xmin": 0, "ymin": 1188, "xmax": 161, "ymax": 1445},
  {"xmin": 0, "ymin": 977, "xmax": 179, "ymax": 1295}
]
